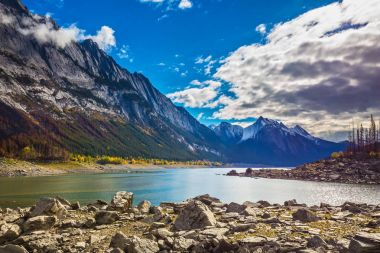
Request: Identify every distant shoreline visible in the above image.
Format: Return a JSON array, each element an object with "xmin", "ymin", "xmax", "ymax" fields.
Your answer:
[{"xmin": 226, "ymin": 157, "xmax": 380, "ymax": 185}]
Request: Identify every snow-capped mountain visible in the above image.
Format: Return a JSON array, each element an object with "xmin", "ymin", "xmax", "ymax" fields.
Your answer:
[
  {"xmin": 211, "ymin": 117, "xmax": 346, "ymax": 166},
  {"xmin": 212, "ymin": 122, "xmax": 243, "ymax": 144}
]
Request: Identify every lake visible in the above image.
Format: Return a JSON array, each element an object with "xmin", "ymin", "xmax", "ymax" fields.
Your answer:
[{"xmin": 0, "ymin": 167, "xmax": 379, "ymax": 208}]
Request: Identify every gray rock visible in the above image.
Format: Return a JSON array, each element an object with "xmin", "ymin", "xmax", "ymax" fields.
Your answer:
[
  {"xmin": 0, "ymin": 223, "xmax": 22, "ymax": 243},
  {"xmin": 95, "ymin": 211, "xmax": 120, "ymax": 225},
  {"xmin": 193, "ymin": 194, "xmax": 222, "ymax": 206},
  {"xmin": 71, "ymin": 201, "xmax": 81, "ymax": 210},
  {"xmin": 349, "ymin": 232, "xmax": 380, "ymax": 253},
  {"xmin": 284, "ymin": 199, "xmax": 297, "ymax": 206},
  {"xmin": 239, "ymin": 236, "xmax": 267, "ymax": 246},
  {"xmin": 307, "ymin": 235, "xmax": 328, "ymax": 248},
  {"xmin": 110, "ymin": 191, "xmax": 134, "ymax": 212},
  {"xmin": 137, "ymin": 200, "xmax": 151, "ymax": 213},
  {"xmin": 23, "ymin": 215, "xmax": 57, "ymax": 232},
  {"xmin": 127, "ymin": 236, "xmax": 159, "ymax": 253},
  {"xmin": 226, "ymin": 202, "xmax": 246, "ymax": 213},
  {"xmin": 29, "ymin": 198, "xmax": 67, "ymax": 218},
  {"xmin": 174, "ymin": 201, "xmax": 217, "ymax": 230},
  {"xmin": 172, "ymin": 236, "xmax": 195, "ymax": 251},
  {"xmin": 292, "ymin": 208, "xmax": 320, "ymax": 222},
  {"xmin": 0, "ymin": 245, "xmax": 28, "ymax": 253},
  {"xmin": 110, "ymin": 232, "xmax": 130, "ymax": 251},
  {"xmin": 106, "ymin": 248, "xmax": 124, "ymax": 253}
]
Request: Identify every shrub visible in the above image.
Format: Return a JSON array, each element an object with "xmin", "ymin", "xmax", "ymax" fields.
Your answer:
[{"xmin": 331, "ymin": 152, "xmax": 344, "ymax": 159}]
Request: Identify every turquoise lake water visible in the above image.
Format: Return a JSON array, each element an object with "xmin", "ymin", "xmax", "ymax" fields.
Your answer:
[{"xmin": 0, "ymin": 167, "xmax": 379, "ymax": 208}]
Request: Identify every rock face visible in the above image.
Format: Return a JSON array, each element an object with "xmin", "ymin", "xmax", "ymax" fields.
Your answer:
[
  {"xmin": 110, "ymin": 191, "xmax": 133, "ymax": 212},
  {"xmin": 29, "ymin": 198, "xmax": 67, "ymax": 218},
  {"xmin": 174, "ymin": 201, "xmax": 217, "ymax": 230},
  {"xmin": 0, "ymin": 0, "xmax": 221, "ymax": 161}
]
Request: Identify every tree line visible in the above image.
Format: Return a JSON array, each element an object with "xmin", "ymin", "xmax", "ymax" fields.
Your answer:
[{"xmin": 347, "ymin": 115, "xmax": 379, "ymax": 156}]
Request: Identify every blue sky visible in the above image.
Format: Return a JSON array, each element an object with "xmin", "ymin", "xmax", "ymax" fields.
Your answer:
[{"xmin": 22, "ymin": 0, "xmax": 380, "ymax": 140}]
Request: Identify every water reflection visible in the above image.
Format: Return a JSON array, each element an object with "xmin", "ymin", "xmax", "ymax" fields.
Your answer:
[{"xmin": 0, "ymin": 167, "xmax": 379, "ymax": 208}]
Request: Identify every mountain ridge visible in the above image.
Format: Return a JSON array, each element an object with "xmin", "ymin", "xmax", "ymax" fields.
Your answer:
[
  {"xmin": 0, "ymin": 0, "xmax": 222, "ymax": 160},
  {"xmin": 211, "ymin": 118, "xmax": 347, "ymax": 166}
]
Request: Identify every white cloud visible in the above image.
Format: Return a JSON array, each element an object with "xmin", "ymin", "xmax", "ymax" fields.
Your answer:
[
  {"xmin": 197, "ymin": 112, "xmax": 204, "ymax": 120},
  {"xmin": 178, "ymin": 0, "xmax": 193, "ymax": 10},
  {"xmin": 139, "ymin": 0, "xmax": 192, "ymax": 10},
  {"xmin": 167, "ymin": 80, "xmax": 222, "ymax": 108},
  {"xmin": 255, "ymin": 24, "xmax": 266, "ymax": 35},
  {"xmin": 84, "ymin": 26, "xmax": 116, "ymax": 51},
  {"xmin": 3, "ymin": 13, "xmax": 117, "ymax": 51},
  {"xmin": 195, "ymin": 55, "xmax": 217, "ymax": 75},
  {"xmin": 158, "ymin": 62, "xmax": 166, "ymax": 66},
  {"xmin": 117, "ymin": 44, "xmax": 130, "ymax": 59},
  {"xmin": 211, "ymin": 0, "xmax": 380, "ymax": 139}
]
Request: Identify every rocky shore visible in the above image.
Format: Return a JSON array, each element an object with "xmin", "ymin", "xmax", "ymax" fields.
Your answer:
[
  {"xmin": 1, "ymin": 192, "xmax": 380, "ymax": 252},
  {"xmin": 227, "ymin": 158, "xmax": 380, "ymax": 184}
]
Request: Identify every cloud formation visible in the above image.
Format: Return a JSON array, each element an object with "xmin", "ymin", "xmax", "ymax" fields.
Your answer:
[
  {"xmin": 212, "ymin": 0, "xmax": 380, "ymax": 140},
  {"xmin": 1, "ymin": 11, "xmax": 116, "ymax": 51},
  {"xmin": 169, "ymin": 0, "xmax": 380, "ymax": 141},
  {"xmin": 167, "ymin": 80, "xmax": 221, "ymax": 108}
]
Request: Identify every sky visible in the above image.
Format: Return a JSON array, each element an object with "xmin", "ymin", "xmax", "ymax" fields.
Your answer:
[{"xmin": 21, "ymin": 0, "xmax": 380, "ymax": 141}]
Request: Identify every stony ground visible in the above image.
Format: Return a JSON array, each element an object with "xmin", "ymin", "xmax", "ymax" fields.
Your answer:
[
  {"xmin": 227, "ymin": 158, "xmax": 380, "ymax": 184},
  {"xmin": 1, "ymin": 192, "xmax": 379, "ymax": 253}
]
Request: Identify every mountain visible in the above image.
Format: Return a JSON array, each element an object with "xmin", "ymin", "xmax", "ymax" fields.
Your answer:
[
  {"xmin": 212, "ymin": 122, "xmax": 243, "ymax": 144},
  {"xmin": 0, "ymin": 0, "xmax": 222, "ymax": 160},
  {"xmin": 211, "ymin": 117, "xmax": 347, "ymax": 166}
]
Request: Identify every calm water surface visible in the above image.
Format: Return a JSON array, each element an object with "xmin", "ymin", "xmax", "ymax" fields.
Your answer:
[{"xmin": 0, "ymin": 167, "xmax": 379, "ymax": 208}]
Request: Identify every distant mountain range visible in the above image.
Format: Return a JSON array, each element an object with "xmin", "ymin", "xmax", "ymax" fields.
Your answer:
[
  {"xmin": 210, "ymin": 117, "xmax": 347, "ymax": 166},
  {"xmin": 0, "ymin": 0, "xmax": 346, "ymax": 165}
]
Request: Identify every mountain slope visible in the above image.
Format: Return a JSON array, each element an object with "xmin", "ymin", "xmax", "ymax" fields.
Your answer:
[
  {"xmin": 0, "ymin": 0, "xmax": 222, "ymax": 160},
  {"xmin": 212, "ymin": 117, "xmax": 347, "ymax": 166}
]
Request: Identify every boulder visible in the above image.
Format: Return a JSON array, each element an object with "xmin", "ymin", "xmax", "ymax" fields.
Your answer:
[
  {"xmin": 110, "ymin": 232, "xmax": 130, "ymax": 251},
  {"xmin": 0, "ymin": 223, "xmax": 22, "ymax": 243},
  {"xmin": 137, "ymin": 200, "xmax": 151, "ymax": 213},
  {"xmin": 29, "ymin": 198, "xmax": 67, "ymax": 218},
  {"xmin": 349, "ymin": 232, "xmax": 380, "ymax": 253},
  {"xmin": 95, "ymin": 211, "xmax": 120, "ymax": 225},
  {"xmin": 193, "ymin": 194, "xmax": 222, "ymax": 206},
  {"xmin": 342, "ymin": 202, "xmax": 362, "ymax": 214},
  {"xmin": 284, "ymin": 199, "xmax": 297, "ymax": 206},
  {"xmin": 226, "ymin": 170, "xmax": 239, "ymax": 176},
  {"xmin": 257, "ymin": 200, "xmax": 271, "ymax": 207},
  {"xmin": 23, "ymin": 215, "xmax": 57, "ymax": 232},
  {"xmin": 110, "ymin": 191, "xmax": 133, "ymax": 212},
  {"xmin": 174, "ymin": 201, "xmax": 217, "ymax": 230},
  {"xmin": 226, "ymin": 202, "xmax": 246, "ymax": 213},
  {"xmin": 173, "ymin": 236, "xmax": 196, "ymax": 251},
  {"xmin": 307, "ymin": 235, "xmax": 328, "ymax": 248},
  {"xmin": 0, "ymin": 245, "xmax": 28, "ymax": 253},
  {"xmin": 292, "ymin": 208, "xmax": 320, "ymax": 222},
  {"xmin": 127, "ymin": 236, "xmax": 159, "ymax": 253}
]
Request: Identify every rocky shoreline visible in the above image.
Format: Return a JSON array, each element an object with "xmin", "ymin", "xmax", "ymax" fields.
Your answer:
[
  {"xmin": 1, "ymin": 192, "xmax": 379, "ymax": 252},
  {"xmin": 227, "ymin": 158, "xmax": 380, "ymax": 185}
]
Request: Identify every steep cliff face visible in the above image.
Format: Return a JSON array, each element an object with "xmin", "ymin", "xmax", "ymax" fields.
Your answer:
[{"xmin": 0, "ymin": 0, "xmax": 221, "ymax": 160}]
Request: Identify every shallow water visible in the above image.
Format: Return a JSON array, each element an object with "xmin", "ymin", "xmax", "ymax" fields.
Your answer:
[{"xmin": 0, "ymin": 167, "xmax": 379, "ymax": 208}]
